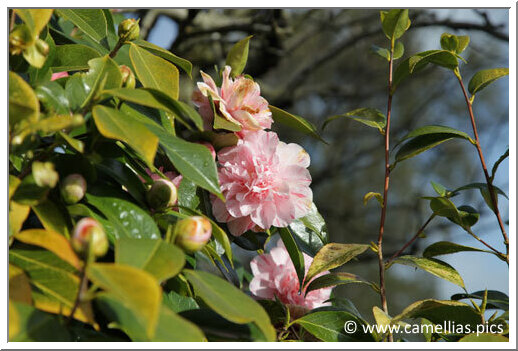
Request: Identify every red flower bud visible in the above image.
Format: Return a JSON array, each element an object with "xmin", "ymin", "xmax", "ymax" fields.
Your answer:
[
  {"xmin": 174, "ymin": 216, "xmax": 212, "ymax": 253},
  {"xmin": 71, "ymin": 218, "xmax": 108, "ymax": 257}
]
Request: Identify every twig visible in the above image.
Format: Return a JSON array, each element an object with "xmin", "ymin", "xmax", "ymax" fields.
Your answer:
[
  {"xmin": 109, "ymin": 39, "xmax": 124, "ymax": 59},
  {"xmin": 377, "ymin": 39, "xmax": 394, "ymax": 339},
  {"xmin": 386, "ymin": 214, "xmax": 436, "ymax": 265},
  {"xmin": 464, "ymin": 227, "xmax": 507, "ymax": 261},
  {"xmin": 454, "ymin": 70, "xmax": 509, "ymax": 264},
  {"xmin": 68, "ymin": 262, "xmax": 88, "ymax": 322}
]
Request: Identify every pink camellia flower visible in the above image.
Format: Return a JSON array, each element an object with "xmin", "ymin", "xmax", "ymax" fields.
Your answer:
[
  {"xmin": 212, "ymin": 130, "xmax": 313, "ymax": 236},
  {"xmin": 250, "ymin": 240, "xmax": 332, "ymax": 311},
  {"xmin": 192, "ymin": 66, "xmax": 272, "ymax": 135},
  {"xmin": 51, "ymin": 71, "xmax": 68, "ymax": 81}
]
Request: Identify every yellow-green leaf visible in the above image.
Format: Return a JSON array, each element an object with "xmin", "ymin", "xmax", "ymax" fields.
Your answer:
[
  {"xmin": 9, "ymin": 264, "xmax": 32, "ymax": 304},
  {"xmin": 92, "ymin": 105, "xmax": 158, "ymax": 165},
  {"xmin": 32, "ymin": 199, "xmax": 71, "ymax": 238},
  {"xmin": 225, "ymin": 35, "xmax": 252, "ymax": 77},
  {"xmin": 15, "ymin": 9, "xmax": 53, "ymax": 38},
  {"xmin": 129, "ymin": 43, "xmax": 179, "ymax": 100},
  {"xmin": 468, "ymin": 68, "xmax": 509, "ymax": 96},
  {"xmin": 9, "ymin": 71, "xmax": 39, "ymax": 130}
]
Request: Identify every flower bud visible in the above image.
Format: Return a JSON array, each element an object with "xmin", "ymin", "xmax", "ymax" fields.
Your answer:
[
  {"xmin": 71, "ymin": 218, "xmax": 108, "ymax": 258},
  {"xmin": 119, "ymin": 65, "xmax": 136, "ymax": 89},
  {"xmin": 9, "ymin": 25, "xmax": 31, "ymax": 55},
  {"xmin": 174, "ymin": 216, "xmax": 212, "ymax": 253},
  {"xmin": 146, "ymin": 179, "xmax": 178, "ymax": 210},
  {"xmin": 32, "ymin": 161, "xmax": 59, "ymax": 188},
  {"xmin": 118, "ymin": 18, "xmax": 140, "ymax": 42},
  {"xmin": 60, "ymin": 174, "xmax": 87, "ymax": 204}
]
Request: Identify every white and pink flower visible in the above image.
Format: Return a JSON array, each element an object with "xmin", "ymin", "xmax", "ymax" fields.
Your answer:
[
  {"xmin": 212, "ymin": 130, "xmax": 313, "ymax": 236},
  {"xmin": 192, "ymin": 66, "xmax": 273, "ymax": 135},
  {"xmin": 249, "ymin": 240, "xmax": 332, "ymax": 310}
]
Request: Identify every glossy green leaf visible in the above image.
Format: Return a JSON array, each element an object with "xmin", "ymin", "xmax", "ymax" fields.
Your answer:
[
  {"xmin": 9, "ymin": 301, "xmax": 71, "ymax": 341},
  {"xmin": 9, "ymin": 71, "xmax": 40, "ymax": 130},
  {"xmin": 392, "ymin": 56, "xmax": 430, "ymax": 92},
  {"xmin": 56, "ymin": 9, "xmax": 108, "ymax": 48},
  {"xmin": 85, "ymin": 191, "xmax": 160, "ymax": 242},
  {"xmin": 440, "ymin": 33, "xmax": 470, "ymax": 54},
  {"xmin": 278, "ymin": 227, "xmax": 305, "ymax": 290},
  {"xmin": 225, "ymin": 35, "xmax": 252, "ymax": 77},
  {"xmin": 391, "ymin": 255, "xmax": 465, "ymax": 288},
  {"xmin": 92, "ymin": 105, "xmax": 158, "ymax": 165},
  {"xmin": 292, "ymin": 311, "xmax": 373, "ymax": 342},
  {"xmin": 468, "ymin": 68, "xmax": 509, "ymax": 95},
  {"xmin": 133, "ymin": 39, "xmax": 192, "ymax": 77},
  {"xmin": 380, "ymin": 9, "xmax": 410, "ymax": 40},
  {"xmin": 289, "ymin": 203, "xmax": 328, "ymax": 256},
  {"xmin": 129, "ymin": 43, "xmax": 179, "ymax": 100},
  {"xmin": 304, "ymin": 243, "xmax": 369, "ymax": 286},
  {"xmin": 451, "ymin": 290, "xmax": 508, "ymax": 310},
  {"xmin": 118, "ymin": 104, "xmax": 223, "ymax": 199},
  {"xmin": 459, "ymin": 333, "xmax": 508, "ymax": 342},
  {"xmin": 305, "ymin": 272, "xmax": 374, "ymax": 294},
  {"xmin": 370, "ymin": 45, "xmax": 390, "ymax": 61},
  {"xmin": 104, "ymin": 88, "xmax": 203, "ymax": 130},
  {"xmin": 395, "ymin": 125, "xmax": 473, "ymax": 163},
  {"xmin": 323, "ymin": 107, "xmax": 386, "ymax": 132},
  {"xmin": 423, "ymin": 241, "xmax": 491, "ymax": 258},
  {"xmin": 153, "ymin": 303, "xmax": 207, "ymax": 341},
  {"xmin": 15, "ymin": 9, "xmax": 54, "ymax": 39},
  {"xmin": 22, "ymin": 39, "xmax": 48, "ymax": 68},
  {"xmin": 36, "ymin": 81, "xmax": 70, "ymax": 115},
  {"xmin": 183, "ymin": 269, "xmax": 276, "ymax": 341},
  {"xmin": 392, "ymin": 299, "xmax": 482, "ymax": 327},
  {"xmin": 163, "ymin": 291, "xmax": 199, "ymax": 313},
  {"xmin": 87, "ymin": 263, "xmax": 162, "ymax": 339},
  {"xmin": 431, "ymin": 181, "xmax": 447, "ymax": 197},
  {"xmin": 453, "ymin": 182, "xmax": 508, "ymax": 212},
  {"xmin": 270, "ymin": 105, "xmax": 325, "ymax": 142},
  {"xmin": 409, "ymin": 50, "xmax": 459, "ymax": 72},
  {"xmin": 115, "ymin": 238, "xmax": 185, "ymax": 283},
  {"xmin": 393, "ymin": 41, "xmax": 404, "ymax": 60},
  {"xmin": 52, "ymin": 44, "xmax": 101, "ymax": 71},
  {"xmin": 9, "ymin": 245, "xmax": 79, "ymax": 308},
  {"xmin": 11, "ymin": 175, "xmax": 49, "ymax": 206},
  {"xmin": 57, "ymin": 131, "xmax": 84, "ymax": 153},
  {"xmin": 96, "ymin": 158, "xmax": 147, "ymax": 205},
  {"xmin": 82, "ymin": 56, "xmax": 122, "ymax": 108},
  {"xmin": 32, "ymin": 199, "xmax": 70, "ymax": 238}
]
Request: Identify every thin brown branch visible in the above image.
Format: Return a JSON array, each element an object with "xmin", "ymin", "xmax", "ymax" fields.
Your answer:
[{"xmin": 455, "ymin": 72, "xmax": 509, "ymax": 264}]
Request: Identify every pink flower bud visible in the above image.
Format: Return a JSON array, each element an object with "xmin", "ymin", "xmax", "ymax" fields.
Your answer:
[
  {"xmin": 71, "ymin": 218, "xmax": 108, "ymax": 257},
  {"xmin": 174, "ymin": 216, "xmax": 212, "ymax": 253},
  {"xmin": 119, "ymin": 65, "xmax": 136, "ymax": 89},
  {"xmin": 146, "ymin": 179, "xmax": 178, "ymax": 210},
  {"xmin": 51, "ymin": 71, "xmax": 69, "ymax": 81},
  {"xmin": 60, "ymin": 174, "xmax": 87, "ymax": 204}
]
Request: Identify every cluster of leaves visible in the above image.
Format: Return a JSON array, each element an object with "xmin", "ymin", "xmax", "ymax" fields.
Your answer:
[{"xmin": 8, "ymin": 9, "xmax": 509, "ymax": 343}]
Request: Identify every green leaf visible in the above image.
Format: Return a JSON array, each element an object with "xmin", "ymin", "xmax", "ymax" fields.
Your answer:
[
  {"xmin": 9, "ymin": 71, "xmax": 40, "ymax": 131},
  {"xmin": 409, "ymin": 50, "xmax": 459, "ymax": 72},
  {"xmin": 391, "ymin": 255, "xmax": 465, "ymax": 288},
  {"xmin": 163, "ymin": 291, "xmax": 199, "ymax": 313},
  {"xmin": 9, "ymin": 301, "xmax": 71, "ymax": 341},
  {"xmin": 323, "ymin": 107, "xmax": 386, "ymax": 132},
  {"xmin": 392, "ymin": 299, "xmax": 482, "ymax": 327},
  {"xmin": 370, "ymin": 45, "xmax": 390, "ymax": 61},
  {"xmin": 133, "ymin": 39, "xmax": 192, "ymax": 77},
  {"xmin": 118, "ymin": 104, "xmax": 223, "ymax": 199},
  {"xmin": 491, "ymin": 148, "xmax": 509, "ymax": 180},
  {"xmin": 395, "ymin": 125, "xmax": 473, "ymax": 163},
  {"xmin": 23, "ymin": 39, "xmax": 49, "ymax": 68},
  {"xmin": 87, "ymin": 263, "xmax": 162, "ymax": 339},
  {"xmin": 115, "ymin": 238, "xmax": 185, "ymax": 283},
  {"xmin": 85, "ymin": 191, "xmax": 161, "ymax": 242},
  {"xmin": 225, "ymin": 35, "xmax": 252, "ymax": 77},
  {"xmin": 381, "ymin": 9, "xmax": 410, "ymax": 40},
  {"xmin": 96, "ymin": 158, "xmax": 147, "ymax": 206},
  {"xmin": 11, "ymin": 175, "xmax": 49, "ymax": 206},
  {"xmin": 183, "ymin": 269, "xmax": 276, "ymax": 341},
  {"xmin": 32, "ymin": 199, "xmax": 70, "ymax": 238},
  {"xmin": 393, "ymin": 41, "xmax": 404, "ymax": 60},
  {"xmin": 278, "ymin": 227, "xmax": 305, "ymax": 290},
  {"xmin": 363, "ymin": 192, "xmax": 384, "ymax": 207},
  {"xmin": 129, "ymin": 43, "xmax": 179, "ymax": 100},
  {"xmin": 305, "ymin": 272, "xmax": 374, "ymax": 295},
  {"xmin": 452, "ymin": 290, "xmax": 508, "ymax": 310},
  {"xmin": 15, "ymin": 9, "xmax": 54, "ymax": 39},
  {"xmin": 468, "ymin": 68, "xmax": 509, "ymax": 95},
  {"xmin": 56, "ymin": 9, "xmax": 108, "ymax": 49},
  {"xmin": 82, "ymin": 56, "xmax": 123, "ymax": 108},
  {"xmin": 57, "ymin": 131, "xmax": 84, "ymax": 153},
  {"xmin": 392, "ymin": 56, "xmax": 430, "ymax": 92},
  {"xmin": 35, "ymin": 81, "xmax": 70, "ymax": 115},
  {"xmin": 153, "ymin": 303, "xmax": 207, "ymax": 341},
  {"xmin": 453, "ymin": 182, "xmax": 508, "ymax": 212},
  {"xmin": 288, "ymin": 203, "xmax": 328, "ymax": 256},
  {"xmin": 92, "ymin": 105, "xmax": 158, "ymax": 165},
  {"xmin": 292, "ymin": 311, "xmax": 373, "ymax": 342},
  {"xmin": 440, "ymin": 33, "xmax": 459, "ymax": 52},
  {"xmin": 270, "ymin": 105, "xmax": 326, "ymax": 142},
  {"xmin": 9, "ymin": 245, "xmax": 79, "ymax": 308},
  {"xmin": 304, "ymin": 243, "xmax": 369, "ymax": 286},
  {"xmin": 431, "ymin": 181, "xmax": 447, "ymax": 196},
  {"xmin": 459, "ymin": 333, "xmax": 508, "ymax": 342},
  {"xmin": 52, "ymin": 44, "xmax": 101, "ymax": 71},
  {"xmin": 104, "ymin": 88, "xmax": 203, "ymax": 130},
  {"xmin": 423, "ymin": 241, "xmax": 492, "ymax": 258}
]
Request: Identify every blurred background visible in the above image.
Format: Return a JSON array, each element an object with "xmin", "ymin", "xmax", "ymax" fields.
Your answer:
[{"xmin": 122, "ymin": 8, "xmax": 509, "ymax": 319}]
